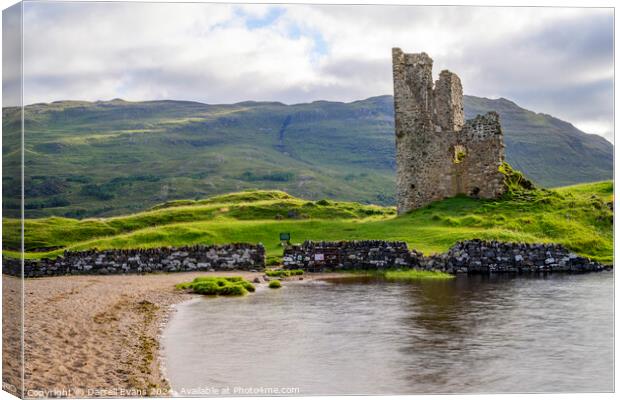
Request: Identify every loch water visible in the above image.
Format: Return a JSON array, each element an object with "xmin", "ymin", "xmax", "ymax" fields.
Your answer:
[{"xmin": 162, "ymin": 272, "xmax": 613, "ymax": 395}]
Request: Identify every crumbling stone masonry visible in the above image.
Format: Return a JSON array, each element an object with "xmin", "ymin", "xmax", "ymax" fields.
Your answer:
[{"xmin": 392, "ymin": 49, "xmax": 506, "ymax": 214}]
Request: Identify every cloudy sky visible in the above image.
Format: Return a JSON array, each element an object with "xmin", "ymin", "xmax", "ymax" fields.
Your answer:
[{"xmin": 13, "ymin": 2, "xmax": 615, "ymax": 142}]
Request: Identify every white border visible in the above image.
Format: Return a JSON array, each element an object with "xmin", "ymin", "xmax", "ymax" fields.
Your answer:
[{"xmin": 0, "ymin": 2, "xmax": 616, "ymax": 400}]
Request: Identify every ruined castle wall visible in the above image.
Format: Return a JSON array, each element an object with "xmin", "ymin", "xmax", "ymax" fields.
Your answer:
[
  {"xmin": 393, "ymin": 48, "xmax": 506, "ymax": 214},
  {"xmin": 393, "ymin": 49, "xmax": 437, "ymax": 213},
  {"xmin": 433, "ymin": 70, "xmax": 464, "ymax": 132},
  {"xmin": 456, "ymin": 113, "xmax": 506, "ymax": 198}
]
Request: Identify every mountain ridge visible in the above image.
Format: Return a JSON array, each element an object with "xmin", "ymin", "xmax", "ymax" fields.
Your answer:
[
  {"xmin": 15, "ymin": 93, "xmax": 616, "ymax": 141},
  {"xmin": 2, "ymin": 94, "xmax": 613, "ymax": 218}
]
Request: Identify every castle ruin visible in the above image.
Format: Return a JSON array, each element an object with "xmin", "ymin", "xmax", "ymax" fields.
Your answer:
[{"xmin": 392, "ymin": 49, "xmax": 506, "ymax": 214}]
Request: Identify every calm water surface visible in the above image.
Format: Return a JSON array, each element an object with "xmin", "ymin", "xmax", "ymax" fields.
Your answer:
[{"xmin": 162, "ymin": 273, "xmax": 613, "ymax": 395}]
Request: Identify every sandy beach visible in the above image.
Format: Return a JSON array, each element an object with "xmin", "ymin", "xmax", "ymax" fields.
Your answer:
[{"xmin": 2, "ymin": 271, "xmax": 345, "ymax": 398}]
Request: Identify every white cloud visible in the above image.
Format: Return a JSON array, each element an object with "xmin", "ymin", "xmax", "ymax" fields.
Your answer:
[{"xmin": 19, "ymin": 2, "xmax": 613, "ymax": 141}]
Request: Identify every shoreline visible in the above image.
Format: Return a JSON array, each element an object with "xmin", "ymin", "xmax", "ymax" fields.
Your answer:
[
  {"xmin": 3, "ymin": 270, "xmax": 613, "ymax": 397},
  {"xmin": 158, "ymin": 272, "xmax": 353, "ymax": 396},
  {"xmin": 3, "ymin": 271, "xmax": 349, "ymax": 397},
  {"xmin": 156, "ymin": 296, "xmax": 201, "ymax": 397}
]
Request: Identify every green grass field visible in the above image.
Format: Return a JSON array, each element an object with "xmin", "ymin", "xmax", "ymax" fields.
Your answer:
[{"xmin": 3, "ymin": 181, "xmax": 613, "ymax": 264}]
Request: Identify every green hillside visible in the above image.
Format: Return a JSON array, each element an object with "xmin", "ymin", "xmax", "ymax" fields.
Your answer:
[
  {"xmin": 4, "ymin": 181, "xmax": 613, "ymax": 264},
  {"xmin": 2, "ymin": 95, "xmax": 612, "ymax": 218}
]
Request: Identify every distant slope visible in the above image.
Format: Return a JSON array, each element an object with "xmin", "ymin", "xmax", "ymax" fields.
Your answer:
[{"xmin": 2, "ymin": 95, "xmax": 612, "ymax": 218}]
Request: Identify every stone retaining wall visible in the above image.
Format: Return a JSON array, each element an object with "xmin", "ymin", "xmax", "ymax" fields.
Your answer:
[
  {"xmin": 283, "ymin": 240, "xmax": 422, "ymax": 271},
  {"xmin": 283, "ymin": 239, "xmax": 610, "ymax": 274},
  {"xmin": 3, "ymin": 244, "xmax": 265, "ymax": 278},
  {"xmin": 2, "ymin": 240, "xmax": 610, "ymax": 278},
  {"xmin": 425, "ymin": 239, "xmax": 609, "ymax": 273}
]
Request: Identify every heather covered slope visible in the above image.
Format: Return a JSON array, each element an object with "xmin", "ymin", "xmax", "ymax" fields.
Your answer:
[
  {"xmin": 3, "ymin": 181, "xmax": 613, "ymax": 264},
  {"xmin": 2, "ymin": 95, "xmax": 613, "ymax": 218}
]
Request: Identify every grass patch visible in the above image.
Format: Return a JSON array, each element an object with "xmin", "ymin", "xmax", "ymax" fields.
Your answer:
[
  {"xmin": 346, "ymin": 268, "xmax": 455, "ymax": 281},
  {"xmin": 176, "ymin": 276, "xmax": 255, "ymax": 296},
  {"xmin": 268, "ymin": 280, "xmax": 282, "ymax": 289},
  {"xmin": 5, "ymin": 180, "xmax": 614, "ymax": 264},
  {"xmin": 383, "ymin": 269, "xmax": 455, "ymax": 280}
]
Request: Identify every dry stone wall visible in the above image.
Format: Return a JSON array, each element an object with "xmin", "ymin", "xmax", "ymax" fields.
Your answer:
[
  {"xmin": 283, "ymin": 240, "xmax": 609, "ymax": 274},
  {"xmin": 283, "ymin": 240, "xmax": 422, "ymax": 271},
  {"xmin": 425, "ymin": 240, "xmax": 608, "ymax": 273},
  {"xmin": 3, "ymin": 241, "xmax": 609, "ymax": 278},
  {"xmin": 392, "ymin": 49, "xmax": 506, "ymax": 214},
  {"xmin": 3, "ymin": 244, "xmax": 265, "ymax": 278}
]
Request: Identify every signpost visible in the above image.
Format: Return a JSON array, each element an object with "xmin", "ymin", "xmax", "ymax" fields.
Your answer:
[{"xmin": 279, "ymin": 232, "xmax": 291, "ymax": 247}]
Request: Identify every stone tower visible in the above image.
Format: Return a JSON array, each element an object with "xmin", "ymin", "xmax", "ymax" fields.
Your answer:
[{"xmin": 392, "ymin": 49, "xmax": 506, "ymax": 214}]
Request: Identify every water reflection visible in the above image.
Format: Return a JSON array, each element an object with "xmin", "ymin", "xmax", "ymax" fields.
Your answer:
[{"xmin": 163, "ymin": 273, "xmax": 613, "ymax": 395}]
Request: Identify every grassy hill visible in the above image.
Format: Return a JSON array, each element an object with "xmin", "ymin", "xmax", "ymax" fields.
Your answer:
[
  {"xmin": 4, "ymin": 181, "xmax": 613, "ymax": 264},
  {"xmin": 2, "ymin": 95, "xmax": 613, "ymax": 218}
]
